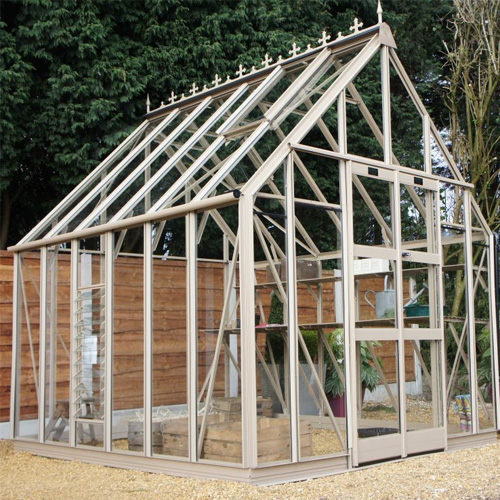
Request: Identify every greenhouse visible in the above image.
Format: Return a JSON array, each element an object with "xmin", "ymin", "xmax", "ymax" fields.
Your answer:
[{"xmin": 8, "ymin": 17, "xmax": 499, "ymax": 484}]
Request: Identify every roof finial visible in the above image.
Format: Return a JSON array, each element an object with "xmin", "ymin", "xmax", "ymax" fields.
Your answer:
[
  {"xmin": 349, "ymin": 17, "xmax": 363, "ymax": 34},
  {"xmin": 146, "ymin": 93, "xmax": 150, "ymax": 113},
  {"xmin": 377, "ymin": 0, "xmax": 383, "ymax": 24}
]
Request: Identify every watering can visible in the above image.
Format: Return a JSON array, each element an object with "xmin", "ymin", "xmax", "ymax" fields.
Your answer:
[{"xmin": 364, "ymin": 276, "xmax": 394, "ymax": 318}]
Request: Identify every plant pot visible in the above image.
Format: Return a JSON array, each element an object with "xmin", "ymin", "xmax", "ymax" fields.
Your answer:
[{"xmin": 327, "ymin": 393, "xmax": 346, "ymax": 418}]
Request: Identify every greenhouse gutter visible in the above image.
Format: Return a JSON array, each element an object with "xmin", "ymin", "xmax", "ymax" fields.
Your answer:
[{"xmin": 8, "ymin": 190, "xmax": 240, "ymax": 253}]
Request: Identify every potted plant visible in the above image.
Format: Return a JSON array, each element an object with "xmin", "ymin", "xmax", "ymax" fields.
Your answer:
[{"xmin": 323, "ymin": 330, "xmax": 382, "ymax": 416}]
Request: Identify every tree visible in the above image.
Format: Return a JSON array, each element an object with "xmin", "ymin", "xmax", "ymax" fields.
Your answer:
[
  {"xmin": 444, "ymin": 0, "xmax": 500, "ymax": 231},
  {"xmin": 0, "ymin": 0, "xmax": 453, "ymax": 249}
]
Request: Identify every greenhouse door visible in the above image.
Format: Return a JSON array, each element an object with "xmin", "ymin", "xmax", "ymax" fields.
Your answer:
[{"xmin": 347, "ymin": 162, "xmax": 446, "ymax": 465}]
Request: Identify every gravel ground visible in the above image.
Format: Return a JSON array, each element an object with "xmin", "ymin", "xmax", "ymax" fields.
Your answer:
[{"xmin": 1, "ymin": 438, "xmax": 500, "ymax": 500}]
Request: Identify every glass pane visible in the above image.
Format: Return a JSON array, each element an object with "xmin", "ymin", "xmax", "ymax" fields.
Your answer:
[
  {"xmin": 390, "ymin": 62, "xmax": 424, "ymax": 170},
  {"xmin": 358, "ymin": 341, "xmax": 400, "ymax": 438},
  {"xmin": 16, "ymin": 251, "xmax": 41, "ymax": 440},
  {"xmin": 294, "ymin": 201, "xmax": 346, "ymax": 458},
  {"xmin": 253, "ymin": 174, "xmax": 292, "ymax": 464},
  {"xmin": 112, "ymin": 227, "xmax": 144, "ymax": 452},
  {"xmin": 400, "ymin": 184, "xmax": 438, "ymax": 253},
  {"xmin": 196, "ymin": 206, "xmax": 241, "ymax": 463},
  {"xmin": 75, "ymin": 237, "xmax": 105, "ymax": 447},
  {"xmin": 352, "ymin": 174, "xmax": 394, "ymax": 248},
  {"xmin": 441, "ymin": 230, "xmax": 471, "ymax": 434},
  {"xmin": 44, "ymin": 245, "xmax": 71, "ymax": 444},
  {"xmin": 403, "ymin": 262, "xmax": 440, "ymax": 329},
  {"xmin": 153, "ymin": 219, "xmax": 188, "ymax": 457},
  {"xmin": 472, "ymin": 227, "xmax": 495, "ymax": 431},
  {"xmin": 355, "ymin": 257, "xmax": 398, "ymax": 328},
  {"xmin": 405, "ymin": 340, "xmax": 443, "ymax": 431}
]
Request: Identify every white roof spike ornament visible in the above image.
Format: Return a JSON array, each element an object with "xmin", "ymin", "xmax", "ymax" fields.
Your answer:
[
  {"xmin": 261, "ymin": 53, "xmax": 273, "ymax": 68},
  {"xmin": 350, "ymin": 17, "xmax": 364, "ymax": 33},
  {"xmin": 336, "ymin": 31, "xmax": 344, "ymax": 40},
  {"xmin": 146, "ymin": 93, "xmax": 150, "ymax": 113},
  {"xmin": 377, "ymin": 0, "xmax": 383, "ymax": 24},
  {"xmin": 235, "ymin": 64, "xmax": 246, "ymax": 78},
  {"xmin": 289, "ymin": 42, "xmax": 301, "ymax": 57},
  {"xmin": 212, "ymin": 74, "xmax": 222, "ymax": 87},
  {"xmin": 168, "ymin": 91, "xmax": 177, "ymax": 104},
  {"xmin": 318, "ymin": 31, "xmax": 331, "ymax": 46},
  {"xmin": 189, "ymin": 83, "xmax": 199, "ymax": 96}
]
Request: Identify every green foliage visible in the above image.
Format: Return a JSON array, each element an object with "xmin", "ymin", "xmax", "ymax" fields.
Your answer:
[
  {"xmin": 319, "ymin": 330, "xmax": 382, "ymax": 397},
  {"xmin": 0, "ymin": 0, "xmax": 454, "ymax": 248}
]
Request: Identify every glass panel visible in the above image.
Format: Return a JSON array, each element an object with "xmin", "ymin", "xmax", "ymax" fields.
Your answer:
[
  {"xmin": 152, "ymin": 218, "xmax": 188, "ymax": 457},
  {"xmin": 294, "ymin": 200, "xmax": 346, "ymax": 457},
  {"xmin": 352, "ymin": 174, "xmax": 394, "ymax": 248},
  {"xmin": 44, "ymin": 245, "xmax": 71, "ymax": 444},
  {"xmin": 405, "ymin": 340, "xmax": 443, "ymax": 431},
  {"xmin": 346, "ymin": 52, "xmax": 384, "ymax": 162},
  {"xmin": 253, "ymin": 169, "xmax": 292, "ymax": 463},
  {"xmin": 355, "ymin": 256, "xmax": 398, "ymax": 328},
  {"xmin": 75, "ymin": 237, "xmax": 105, "ymax": 447},
  {"xmin": 472, "ymin": 226, "xmax": 495, "ymax": 431},
  {"xmin": 16, "ymin": 251, "xmax": 41, "ymax": 440},
  {"xmin": 441, "ymin": 229, "xmax": 471, "ymax": 434},
  {"xmin": 36, "ymin": 126, "xmax": 147, "ymax": 240},
  {"xmin": 81, "ymin": 113, "xmax": 186, "ymax": 229},
  {"xmin": 403, "ymin": 262, "xmax": 440, "ymax": 329},
  {"xmin": 400, "ymin": 184, "xmax": 438, "ymax": 253},
  {"xmin": 196, "ymin": 206, "xmax": 241, "ymax": 463},
  {"xmin": 358, "ymin": 340, "xmax": 400, "ymax": 438},
  {"xmin": 112, "ymin": 227, "xmax": 144, "ymax": 452},
  {"xmin": 390, "ymin": 62, "xmax": 424, "ymax": 170}
]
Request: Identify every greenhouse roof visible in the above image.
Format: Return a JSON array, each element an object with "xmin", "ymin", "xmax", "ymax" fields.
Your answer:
[{"xmin": 13, "ymin": 19, "xmax": 470, "ymax": 252}]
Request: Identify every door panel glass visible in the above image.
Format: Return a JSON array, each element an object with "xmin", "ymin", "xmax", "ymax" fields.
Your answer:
[
  {"xmin": 400, "ymin": 183, "xmax": 438, "ymax": 253},
  {"xmin": 357, "ymin": 341, "xmax": 400, "ymax": 438},
  {"xmin": 405, "ymin": 340, "xmax": 443, "ymax": 431},
  {"xmin": 355, "ymin": 257, "xmax": 398, "ymax": 328},
  {"xmin": 402, "ymin": 261, "xmax": 440, "ymax": 329},
  {"xmin": 352, "ymin": 173, "xmax": 394, "ymax": 248}
]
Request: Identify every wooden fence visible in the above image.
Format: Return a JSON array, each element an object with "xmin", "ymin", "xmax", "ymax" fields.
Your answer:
[{"xmin": 0, "ymin": 250, "xmax": 411, "ymax": 424}]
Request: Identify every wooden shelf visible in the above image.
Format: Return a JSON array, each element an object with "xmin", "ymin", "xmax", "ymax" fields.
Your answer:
[{"xmin": 254, "ymin": 275, "xmax": 342, "ymax": 289}]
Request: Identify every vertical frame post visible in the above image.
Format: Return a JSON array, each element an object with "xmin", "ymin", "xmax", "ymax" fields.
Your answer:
[
  {"xmin": 39, "ymin": 246, "xmax": 47, "ymax": 443},
  {"xmin": 393, "ymin": 171, "xmax": 406, "ymax": 457},
  {"xmin": 239, "ymin": 195, "xmax": 257, "ymax": 468},
  {"xmin": 434, "ymin": 193, "xmax": 447, "ymax": 432},
  {"xmin": 285, "ymin": 152, "xmax": 299, "ymax": 462},
  {"xmin": 463, "ymin": 191, "xmax": 478, "ymax": 433},
  {"xmin": 69, "ymin": 240, "xmax": 78, "ymax": 447},
  {"xmin": 487, "ymin": 231, "xmax": 500, "ymax": 428},
  {"xmin": 104, "ymin": 232, "xmax": 114, "ymax": 451},
  {"xmin": 423, "ymin": 114, "xmax": 432, "ymax": 174},
  {"xmin": 381, "ymin": 45, "xmax": 392, "ymax": 164},
  {"xmin": 186, "ymin": 212, "xmax": 198, "ymax": 461},
  {"xmin": 338, "ymin": 90, "xmax": 356, "ymax": 465},
  {"xmin": 10, "ymin": 253, "xmax": 21, "ymax": 439},
  {"xmin": 144, "ymin": 222, "xmax": 153, "ymax": 456}
]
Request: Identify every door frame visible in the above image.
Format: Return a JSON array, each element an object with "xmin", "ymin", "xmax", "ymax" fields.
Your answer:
[{"xmin": 345, "ymin": 160, "xmax": 446, "ymax": 465}]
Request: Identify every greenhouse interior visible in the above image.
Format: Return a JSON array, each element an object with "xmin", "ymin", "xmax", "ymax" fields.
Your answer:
[{"xmin": 8, "ymin": 18, "xmax": 499, "ymax": 484}]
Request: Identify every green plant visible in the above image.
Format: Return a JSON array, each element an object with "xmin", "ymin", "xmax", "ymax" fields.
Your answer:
[
  {"xmin": 476, "ymin": 327, "xmax": 493, "ymax": 398},
  {"xmin": 323, "ymin": 330, "xmax": 382, "ymax": 398}
]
